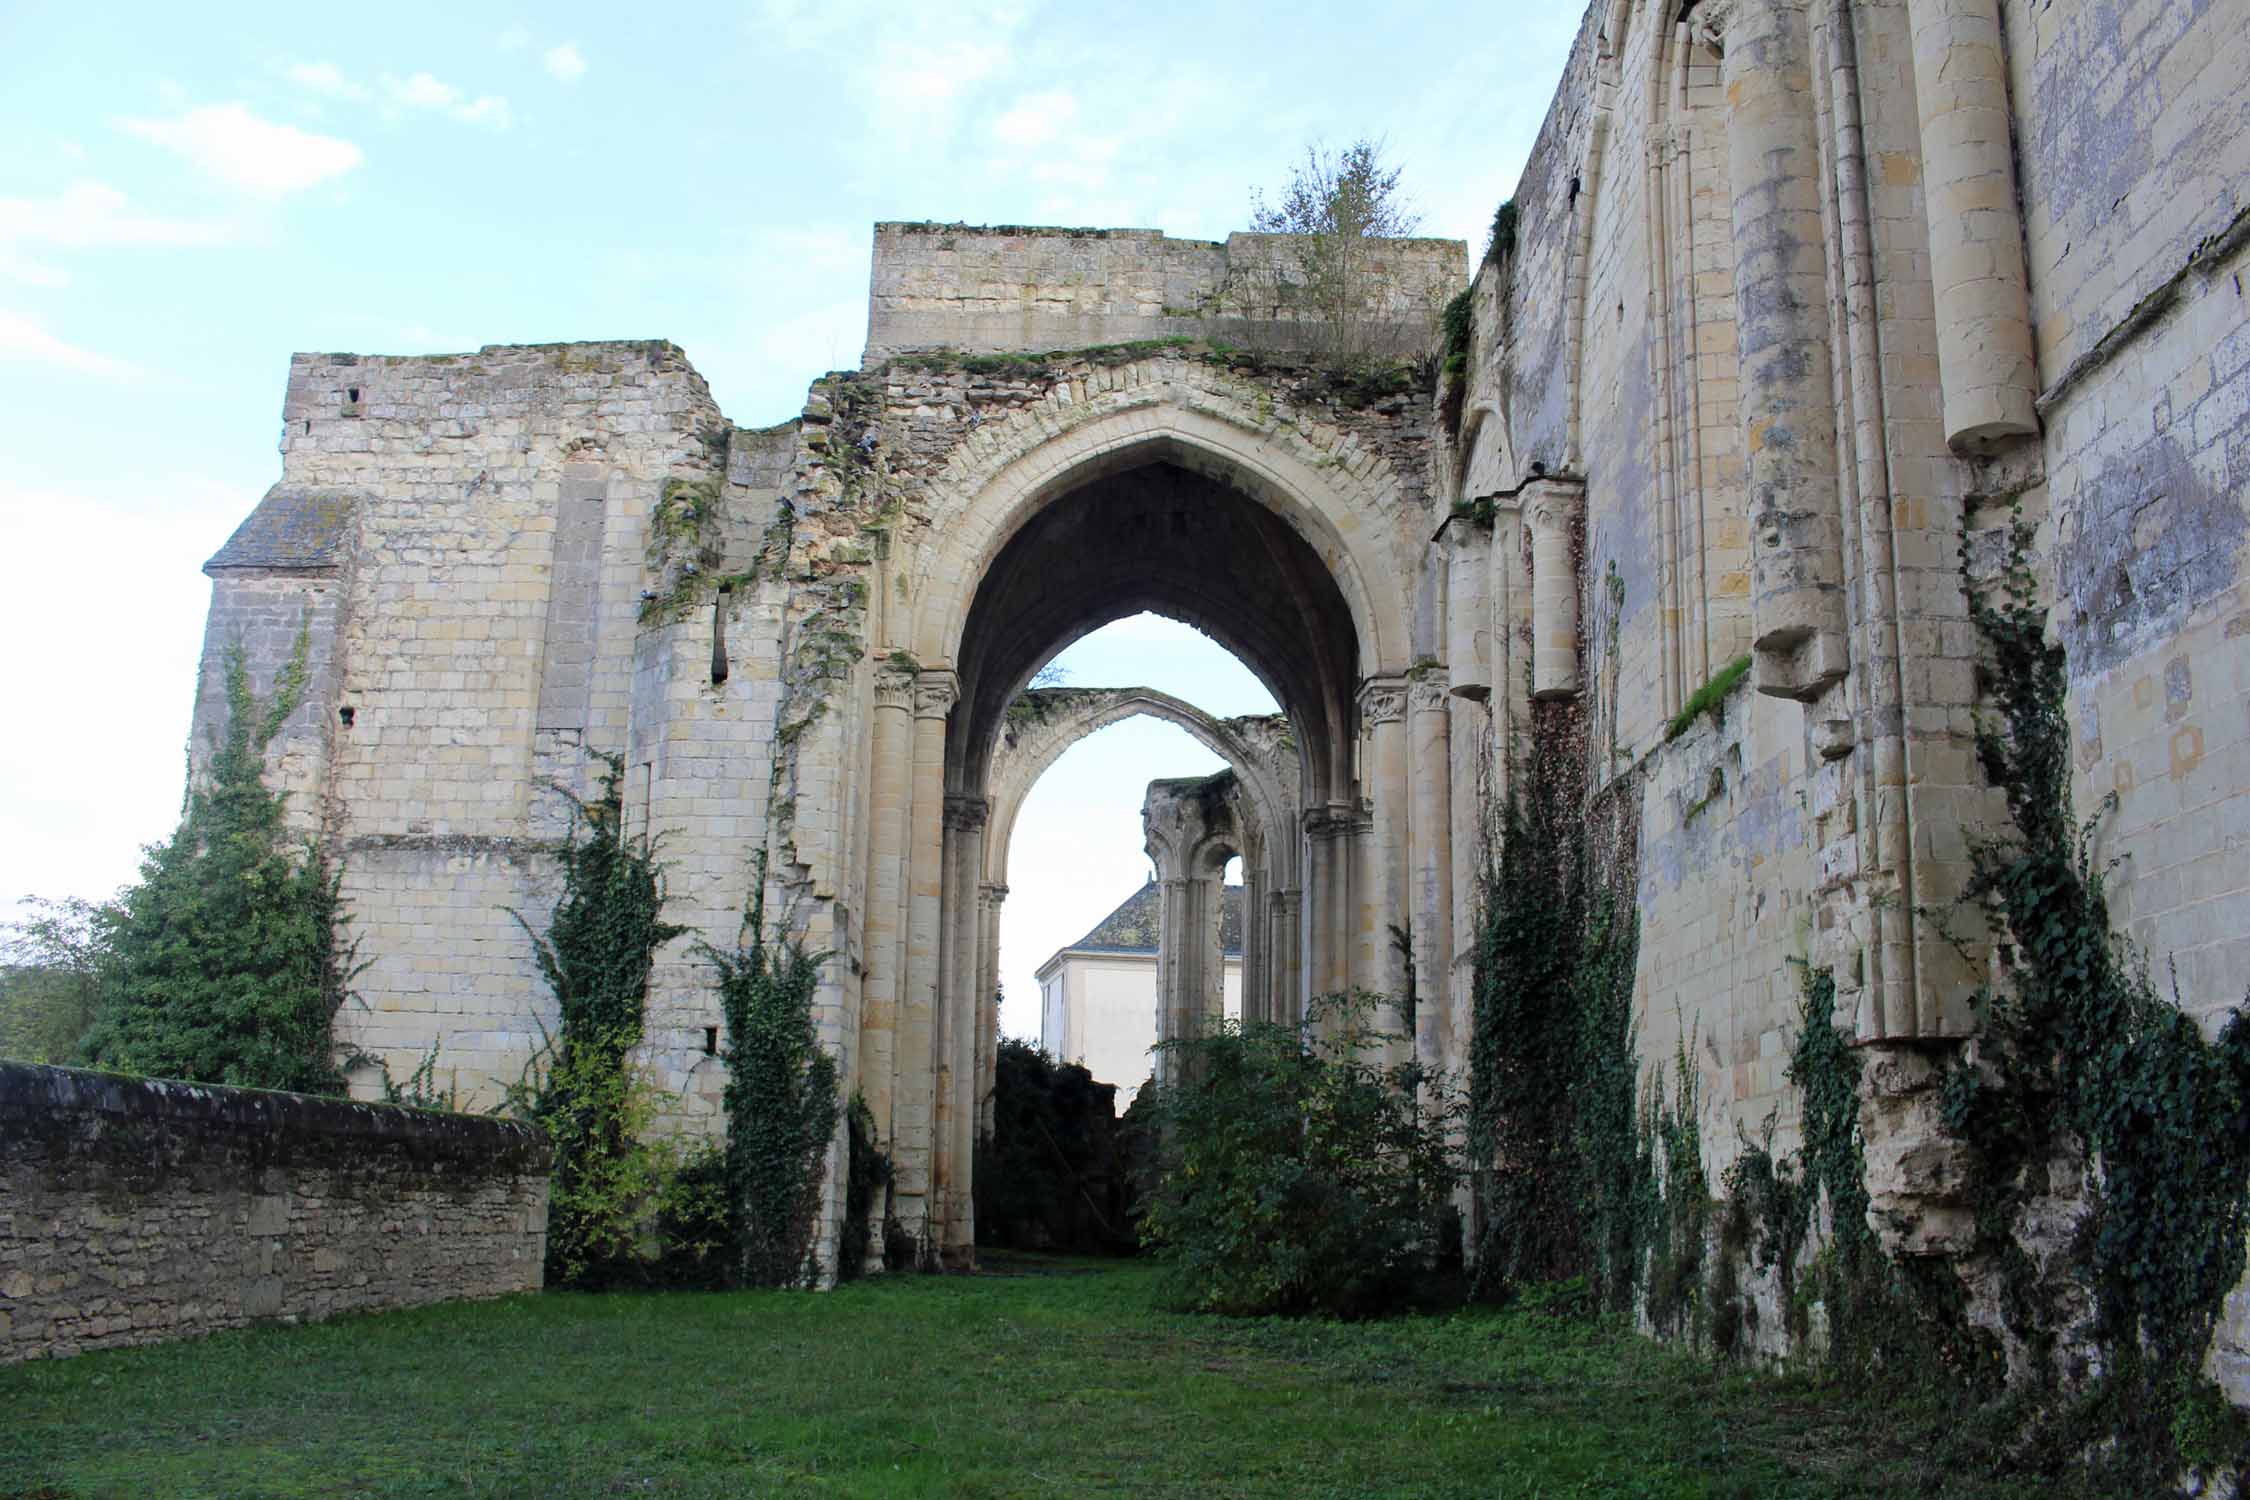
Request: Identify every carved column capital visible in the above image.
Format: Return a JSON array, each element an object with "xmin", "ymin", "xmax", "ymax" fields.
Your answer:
[
  {"xmin": 913, "ymin": 669, "xmax": 959, "ymax": 718},
  {"xmin": 943, "ymin": 794, "xmax": 989, "ymax": 832},
  {"xmin": 1408, "ymin": 673, "xmax": 1451, "ymax": 716},
  {"xmin": 1357, "ymin": 677, "xmax": 1408, "ymax": 727},
  {"xmin": 873, "ymin": 666, "xmax": 916, "ymax": 711},
  {"xmin": 1694, "ymin": 0, "xmax": 1732, "ymax": 55},
  {"xmin": 1521, "ymin": 475, "xmax": 1585, "ymax": 533},
  {"xmin": 1301, "ymin": 804, "xmax": 1357, "ymax": 842}
]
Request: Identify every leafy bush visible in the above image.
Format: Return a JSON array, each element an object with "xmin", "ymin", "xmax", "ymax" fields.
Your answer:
[
  {"xmin": 975, "ymin": 1039, "xmax": 1131, "ymax": 1255},
  {"xmin": 1138, "ymin": 992, "xmax": 1460, "ymax": 1317},
  {"xmin": 75, "ymin": 637, "xmax": 355, "ymax": 1093}
]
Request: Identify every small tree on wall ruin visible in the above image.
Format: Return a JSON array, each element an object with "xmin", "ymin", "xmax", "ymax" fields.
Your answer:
[{"xmin": 1237, "ymin": 138, "xmax": 1436, "ymax": 368}]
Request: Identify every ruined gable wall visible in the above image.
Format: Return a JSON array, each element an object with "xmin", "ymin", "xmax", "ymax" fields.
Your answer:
[{"xmin": 251, "ymin": 342, "xmax": 740, "ymax": 1107}]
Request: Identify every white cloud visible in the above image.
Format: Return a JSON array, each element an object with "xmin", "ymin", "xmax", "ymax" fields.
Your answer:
[
  {"xmin": 118, "ymin": 104, "xmax": 362, "ymax": 197},
  {"xmin": 0, "ymin": 253, "xmax": 68, "ymax": 288},
  {"xmin": 0, "ymin": 309, "xmax": 139, "ymax": 378},
  {"xmin": 283, "ymin": 60, "xmax": 370, "ymax": 101},
  {"xmin": 991, "ymin": 89, "xmax": 1077, "ymax": 149},
  {"xmin": 380, "ymin": 72, "xmax": 514, "ymax": 128},
  {"xmin": 0, "ymin": 180, "xmax": 232, "ymax": 252},
  {"xmin": 876, "ymin": 39, "xmax": 1010, "ymax": 105},
  {"xmin": 542, "ymin": 43, "xmax": 587, "ymax": 83}
]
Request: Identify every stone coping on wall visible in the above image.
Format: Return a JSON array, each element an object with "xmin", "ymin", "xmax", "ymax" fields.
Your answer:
[
  {"xmin": 0, "ymin": 1061, "xmax": 551, "ymax": 1172},
  {"xmin": 1, "ymin": 1062, "xmax": 552, "ymax": 1363}
]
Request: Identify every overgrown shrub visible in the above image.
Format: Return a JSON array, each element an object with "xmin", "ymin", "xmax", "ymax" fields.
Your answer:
[
  {"xmin": 1138, "ymin": 992, "xmax": 1459, "ymax": 1317},
  {"xmin": 975, "ymin": 1039, "xmax": 1131, "ymax": 1255},
  {"xmin": 75, "ymin": 636, "xmax": 355, "ymax": 1093},
  {"xmin": 704, "ymin": 878, "xmax": 836, "ymax": 1288}
]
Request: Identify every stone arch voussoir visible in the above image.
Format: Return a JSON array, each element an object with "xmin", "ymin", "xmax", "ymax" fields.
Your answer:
[{"xmin": 902, "ymin": 358, "xmax": 1411, "ymax": 675}]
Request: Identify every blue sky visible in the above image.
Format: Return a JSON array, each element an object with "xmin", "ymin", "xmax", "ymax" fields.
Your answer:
[{"xmin": 0, "ymin": 2, "xmax": 1580, "ymax": 1036}]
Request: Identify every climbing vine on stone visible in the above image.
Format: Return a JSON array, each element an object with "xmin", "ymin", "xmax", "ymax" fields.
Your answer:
[
  {"xmin": 510, "ymin": 754, "xmax": 687, "ymax": 1287},
  {"xmin": 1468, "ymin": 700, "xmax": 1659, "ymax": 1313},
  {"xmin": 1936, "ymin": 506, "xmax": 2250, "ymax": 1481},
  {"xmin": 704, "ymin": 858, "xmax": 837, "ymax": 1288}
]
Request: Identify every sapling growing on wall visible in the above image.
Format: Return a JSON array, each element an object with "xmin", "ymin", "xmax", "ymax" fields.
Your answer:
[{"xmin": 1236, "ymin": 137, "xmax": 1436, "ymax": 368}]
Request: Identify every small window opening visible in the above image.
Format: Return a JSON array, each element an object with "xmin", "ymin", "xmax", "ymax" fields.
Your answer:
[
  {"xmin": 703, "ymin": 1026, "xmax": 719, "ymax": 1057},
  {"xmin": 338, "ymin": 705, "xmax": 356, "ymax": 728},
  {"xmin": 347, "ymin": 387, "xmax": 359, "ymax": 403}
]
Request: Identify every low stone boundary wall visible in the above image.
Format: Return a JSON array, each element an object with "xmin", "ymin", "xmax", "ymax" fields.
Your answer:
[{"xmin": 0, "ymin": 1061, "xmax": 551, "ymax": 1362}]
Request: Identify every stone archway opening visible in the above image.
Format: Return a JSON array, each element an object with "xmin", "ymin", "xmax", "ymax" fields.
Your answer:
[{"xmin": 890, "ymin": 442, "xmax": 1393, "ymax": 1265}]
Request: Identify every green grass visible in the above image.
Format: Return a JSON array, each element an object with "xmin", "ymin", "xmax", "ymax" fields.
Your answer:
[
  {"xmin": 0, "ymin": 1257, "xmax": 2050, "ymax": 1499},
  {"xmin": 1664, "ymin": 655, "xmax": 1754, "ymax": 744}
]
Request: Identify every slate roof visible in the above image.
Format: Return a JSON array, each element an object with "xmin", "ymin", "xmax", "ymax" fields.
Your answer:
[
  {"xmin": 204, "ymin": 485, "xmax": 357, "ymax": 572},
  {"xmin": 1067, "ymin": 879, "xmax": 1245, "ymax": 956}
]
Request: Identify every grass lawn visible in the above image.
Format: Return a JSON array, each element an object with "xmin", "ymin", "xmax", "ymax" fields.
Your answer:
[{"xmin": 1, "ymin": 1256, "xmax": 2052, "ymax": 1499}]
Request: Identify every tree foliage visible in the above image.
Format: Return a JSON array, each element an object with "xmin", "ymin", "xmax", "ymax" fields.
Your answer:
[
  {"xmin": 0, "ymin": 898, "xmax": 104, "ymax": 1063},
  {"xmin": 73, "ymin": 635, "xmax": 354, "ymax": 1093},
  {"xmin": 975, "ymin": 1039, "xmax": 1131, "ymax": 1256},
  {"xmin": 1238, "ymin": 137, "xmax": 1434, "ymax": 368},
  {"xmin": 1138, "ymin": 993, "xmax": 1460, "ymax": 1317}
]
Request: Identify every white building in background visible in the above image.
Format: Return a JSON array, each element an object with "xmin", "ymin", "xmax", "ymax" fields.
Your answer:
[{"xmin": 1036, "ymin": 881, "xmax": 1243, "ymax": 1106}]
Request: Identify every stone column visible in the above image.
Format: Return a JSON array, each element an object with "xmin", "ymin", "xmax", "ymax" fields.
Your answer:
[
  {"xmin": 1408, "ymin": 673, "xmax": 1452, "ymax": 1075},
  {"xmin": 977, "ymin": 881, "xmax": 1005, "ymax": 1136},
  {"xmin": 1151, "ymin": 876, "xmax": 1204, "ymax": 1084},
  {"xmin": 1273, "ymin": 888, "xmax": 1303, "ymax": 1025},
  {"xmin": 1525, "ymin": 483, "xmax": 1582, "ymax": 701},
  {"xmin": 896, "ymin": 669, "xmax": 955, "ymax": 1258},
  {"xmin": 857, "ymin": 668, "xmax": 914, "ymax": 1204},
  {"xmin": 1358, "ymin": 678, "xmax": 1410, "ymax": 1048},
  {"xmin": 1905, "ymin": 0, "xmax": 2038, "ymax": 450},
  {"xmin": 1301, "ymin": 807, "xmax": 1347, "ymax": 1004},
  {"xmin": 1446, "ymin": 525, "xmax": 1492, "ymax": 703},
  {"xmin": 1241, "ymin": 862, "xmax": 1267, "ymax": 1024},
  {"xmin": 936, "ymin": 793, "xmax": 985, "ymax": 1266},
  {"xmin": 1723, "ymin": 0, "xmax": 1848, "ymax": 700}
]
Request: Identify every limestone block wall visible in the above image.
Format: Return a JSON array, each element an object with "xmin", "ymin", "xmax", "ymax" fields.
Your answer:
[
  {"xmin": 210, "ymin": 342, "xmax": 740, "ymax": 1108},
  {"xmin": 192, "ymin": 564, "xmax": 351, "ymax": 831},
  {"xmin": 864, "ymin": 222, "xmax": 1465, "ymax": 359},
  {"xmin": 2008, "ymin": 0, "xmax": 2250, "ymax": 1030},
  {"xmin": 1436, "ymin": 0, "xmax": 2250, "ymax": 1389},
  {"xmin": 0, "ymin": 1061, "xmax": 549, "ymax": 1363}
]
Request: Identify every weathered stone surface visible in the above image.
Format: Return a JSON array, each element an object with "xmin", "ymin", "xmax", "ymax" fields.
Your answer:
[
  {"xmin": 165, "ymin": 0, "xmax": 2250, "ymax": 1401},
  {"xmin": 0, "ymin": 1062, "xmax": 549, "ymax": 1363}
]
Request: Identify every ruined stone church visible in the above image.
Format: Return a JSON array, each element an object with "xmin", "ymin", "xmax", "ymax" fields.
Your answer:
[{"xmin": 192, "ymin": 0, "xmax": 2250, "ymax": 1389}]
